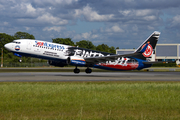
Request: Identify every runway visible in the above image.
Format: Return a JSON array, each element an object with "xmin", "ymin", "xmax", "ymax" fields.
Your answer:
[{"xmin": 0, "ymin": 72, "xmax": 180, "ymax": 82}]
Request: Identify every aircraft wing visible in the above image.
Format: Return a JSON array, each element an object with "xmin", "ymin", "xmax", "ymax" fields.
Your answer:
[
  {"xmin": 84, "ymin": 43, "xmax": 149, "ymax": 64},
  {"xmin": 84, "ymin": 52, "xmax": 140, "ymax": 64}
]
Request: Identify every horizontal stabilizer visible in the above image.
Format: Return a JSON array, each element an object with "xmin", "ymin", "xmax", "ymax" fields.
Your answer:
[{"xmin": 143, "ymin": 61, "xmax": 176, "ymax": 64}]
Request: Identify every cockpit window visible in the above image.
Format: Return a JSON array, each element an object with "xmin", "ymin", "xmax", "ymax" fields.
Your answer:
[{"xmin": 13, "ymin": 41, "xmax": 21, "ymax": 44}]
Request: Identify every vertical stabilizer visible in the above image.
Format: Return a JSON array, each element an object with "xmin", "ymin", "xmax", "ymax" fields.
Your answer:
[{"xmin": 135, "ymin": 31, "xmax": 160, "ymax": 60}]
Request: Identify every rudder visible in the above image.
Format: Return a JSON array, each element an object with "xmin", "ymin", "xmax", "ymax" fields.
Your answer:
[{"xmin": 135, "ymin": 31, "xmax": 160, "ymax": 60}]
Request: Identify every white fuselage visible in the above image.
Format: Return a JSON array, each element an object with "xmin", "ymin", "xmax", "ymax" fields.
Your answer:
[
  {"xmin": 5, "ymin": 39, "xmax": 70, "ymax": 61},
  {"xmin": 4, "ymin": 39, "xmax": 142, "ymax": 71}
]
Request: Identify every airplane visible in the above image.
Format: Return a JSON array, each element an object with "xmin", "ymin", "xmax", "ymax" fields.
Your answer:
[{"xmin": 4, "ymin": 31, "xmax": 160, "ymax": 74}]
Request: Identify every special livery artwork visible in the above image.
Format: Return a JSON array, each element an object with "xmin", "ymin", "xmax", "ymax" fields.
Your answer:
[
  {"xmin": 66, "ymin": 47, "xmax": 139, "ymax": 70},
  {"xmin": 98, "ymin": 58, "xmax": 139, "ymax": 70},
  {"xmin": 4, "ymin": 31, "xmax": 161, "ymax": 74},
  {"xmin": 65, "ymin": 47, "xmax": 114, "ymax": 57},
  {"xmin": 142, "ymin": 43, "xmax": 153, "ymax": 57}
]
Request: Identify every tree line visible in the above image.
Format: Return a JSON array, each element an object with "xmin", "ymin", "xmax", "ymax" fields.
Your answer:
[
  {"xmin": 0, "ymin": 32, "xmax": 117, "ymax": 64},
  {"xmin": 52, "ymin": 38, "xmax": 117, "ymax": 53}
]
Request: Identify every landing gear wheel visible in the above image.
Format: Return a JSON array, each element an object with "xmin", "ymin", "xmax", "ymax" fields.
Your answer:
[
  {"xmin": 74, "ymin": 68, "xmax": 80, "ymax": 74},
  {"xmin": 85, "ymin": 68, "xmax": 92, "ymax": 74}
]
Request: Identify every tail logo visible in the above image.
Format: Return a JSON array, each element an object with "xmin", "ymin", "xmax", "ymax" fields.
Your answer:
[{"xmin": 142, "ymin": 44, "xmax": 153, "ymax": 57}]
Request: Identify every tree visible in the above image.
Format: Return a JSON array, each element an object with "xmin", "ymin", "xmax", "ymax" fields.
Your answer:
[
  {"xmin": 96, "ymin": 44, "xmax": 116, "ymax": 54},
  {"xmin": 76, "ymin": 40, "xmax": 96, "ymax": 50},
  {"xmin": 52, "ymin": 38, "xmax": 75, "ymax": 46},
  {"xmin": 14, "ymin": 31, "xmax": 35, "ymax": 39},
  {"xmin": 96, "ymin": 44, "xmax": 109, "ymax": 53},
  {"xmin": 0, "ymin": 33, "xmax": 15, "ymax": 54},
  {"xmin": 109, "ymin": 46, "xmax": 116, "ymax": 54},
  {"xmin": 0, "ymin": 33, "xmax": 16, "ymax": 63}
]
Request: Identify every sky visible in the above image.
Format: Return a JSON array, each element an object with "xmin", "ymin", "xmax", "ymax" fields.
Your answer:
[{"xmin": 1, "ymin": 0, "xmax": 180, "ymax": 49}]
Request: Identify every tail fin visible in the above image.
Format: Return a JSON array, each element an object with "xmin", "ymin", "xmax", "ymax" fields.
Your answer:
[{"xmin": 135, "ymin": 31, "xmax": 160, "ymax": 60}]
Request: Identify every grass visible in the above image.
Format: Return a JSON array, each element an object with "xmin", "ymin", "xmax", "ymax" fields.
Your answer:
[{"xmin": 0, "ymin": 82, "xmax": 180, "ymax": 119}]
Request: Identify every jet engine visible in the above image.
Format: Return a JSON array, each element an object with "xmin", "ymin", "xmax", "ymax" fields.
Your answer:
[{"xmin": 67, "ymin": 56, "xmax": 86, "ymax": 66}]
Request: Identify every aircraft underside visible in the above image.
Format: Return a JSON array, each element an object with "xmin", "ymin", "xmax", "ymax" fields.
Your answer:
[
  {"xmin": 71, "ymin": 60, "xmax": 145, "ymax": 74},
  {"xmin": 12, "ymin": 51, "xmax": 151, "ymax": 74}
]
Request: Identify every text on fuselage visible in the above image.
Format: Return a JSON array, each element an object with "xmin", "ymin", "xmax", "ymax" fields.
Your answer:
[
  {"xmin": 74, "ymin": 49, "xmax": 106, "ymax": 57},
  {"xmin": 35, "ymin": 41, "xmax": 65, "ymax": 50}
]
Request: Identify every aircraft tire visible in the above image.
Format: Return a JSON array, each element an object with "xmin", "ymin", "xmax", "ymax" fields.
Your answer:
[
  {"xmin": 74, "ymin": 68, "xmax": 80, "ymax": 74},
  {"xmin": 85, "ymin": 68, "xmax": 92, "ymax": 74}
]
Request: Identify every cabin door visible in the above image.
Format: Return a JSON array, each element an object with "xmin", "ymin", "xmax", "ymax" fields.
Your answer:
[{"xmin": 27, "ymin": 41, "xmax": 31, "ymax": 50}]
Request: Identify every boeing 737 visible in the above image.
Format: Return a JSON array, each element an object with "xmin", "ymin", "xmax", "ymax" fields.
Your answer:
[{"xmin": 4, "ymin": 31, "xmax": 160, "ymax": 74}]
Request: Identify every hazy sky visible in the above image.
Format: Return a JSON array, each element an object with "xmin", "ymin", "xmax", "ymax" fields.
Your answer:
[{"xmin": 1, "ymin": 0, "xmax": 180, "ymax": 48}]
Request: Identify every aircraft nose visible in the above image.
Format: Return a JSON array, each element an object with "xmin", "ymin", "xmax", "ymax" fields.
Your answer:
[
  {"xmin": 4, "ymin": 43, "xmax": 9, "ymax": 48},
  {"xmin": 4, "ymin": 43, "xmax": 11, "ymax": 50}
]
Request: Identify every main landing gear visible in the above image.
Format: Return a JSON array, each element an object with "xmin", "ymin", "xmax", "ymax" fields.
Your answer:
[
  {"xmin": 85, "ymin": 67, "xmax": 92, "ymax": 74},
  {"xmin": 73, "ymin": 66, "xmax": 92, "ymax": 74},
  {"xmin": 74, "ymin": 66, "xmax": 80, "ymax": 74}
]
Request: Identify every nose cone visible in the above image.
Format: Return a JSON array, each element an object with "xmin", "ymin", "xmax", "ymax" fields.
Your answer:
[
  {"xmin": 4, "ymin": 43, "xmax": 12, "ymax": 51},
  {"xmin": 4, "ymin": 43, "xmax": 8, "ymax": 48}
]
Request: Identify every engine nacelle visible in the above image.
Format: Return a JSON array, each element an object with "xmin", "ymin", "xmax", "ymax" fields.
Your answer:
[
  {"xmin": 67, "ymin": 56, "xmax": 86, "ymax": 66},
  {"xmin": 48, "ymin": 60, "xmax": 67, "ymax": 67}
]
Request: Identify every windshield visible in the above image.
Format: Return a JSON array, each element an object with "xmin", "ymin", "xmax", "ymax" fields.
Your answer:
[{"xmin": 13, "ymin": 41, "xmax": 21, "ymax": 44}]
